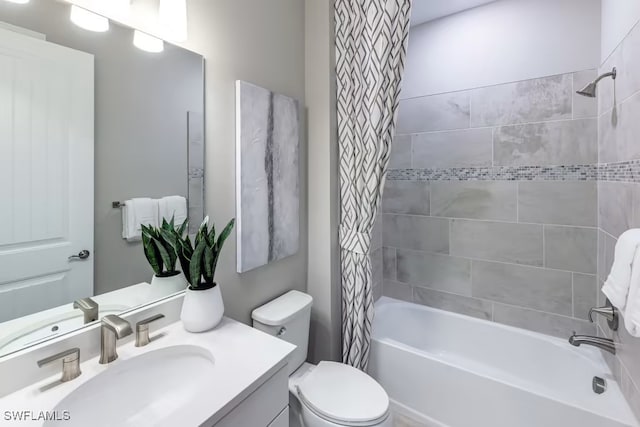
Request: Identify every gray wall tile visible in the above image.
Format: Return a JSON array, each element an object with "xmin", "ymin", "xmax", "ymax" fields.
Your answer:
[
  {"xmin": 382, "ymin": 280, "xmax": 412, "ymax": 302},
  {"xmin": 383, "ymin": 247, "xmax": 396, "ymax": 280},
  {"xmin": 602, "ymin": 23, "xmax": 640, "ymax": 112},
  {"xmin": 451, "ymin": 219, "xmax": 543, "ymax": 266},
  {"xmin": 373, "ymin": 282, "xmax": 383, "ymax": 301},
  {"xmin": 470, "ymin": 74, "xmax": 572, "ymax": 127},
  {"xmin": 371, "ymin": 247, "xmax": 383, "ymax": 288},
  {"xmin": 389, "ymin": 134, "xmax": 411, "ymax": 169},
  {"xmin": 613, "ymin": 318, "xmax": 640, "ymax": 396},
  {"xmin": 371, "ymin": 214, "xmax": 382, "ymax": 251},
  {"xmin": 597, "ymin": 46, "xmax": 619, "ymax": 116},
  {"xmin": 598, "ymin": 181, "xmax": 633, "ymax": 238},
  {"xmin": 544, "ymin": 226, "xmax": 597, "ymax": 274},
  {"xmin": 518, "ymin": 181, "xmax": 597, "ymax": 226},
  {"xmin": 396, "ymin": 249, "xmax": 471, "ymax": 296},
  {"xmin": 382, "ymin": 180, "xmax": 429, "ymax": 215},
  {"xmin": 413, "ymin": 287, "xmax": 492, "ymax": 320},
  {"xmin": 573, "ymin": 70, "xmax": 598, "ymax": 119},
  {"xmin": 597, "ymin": 230, "xmax": 607, "ymax": 283},
  {"xmin": 599, "ymin": 92, "xmax": 640, "ymax": 163},
  {"xmin": 493, "ymin": 119, "xmax": 597, "ymax": 166},
  {"xmin": 493, "ymin": 303, "xmax": 596, "ymax": 338},
  {"xmin": 412, "ymin": 128, "xmax": 493, "ymax": 168},
  {"xmin": 397, "ymin": 91, "xmax": 470, "ymax": 134},
  {"xmin": 603, "ymin": 233, "xmax": 616, "ymax": 281},
  {"xmin": 431, "ymin": 181, "xmax": 517, "ymax": 221},
  {"xmin": 472, "ymin": 260, "xmax": 572, "ymax": 315},
  {"xmin": 573, "ymin": 273, "xmax": 597, "ymax": 321},
  {"xmin": 382, "ymin": 214, "xmax": 449, "ymax": 254}
]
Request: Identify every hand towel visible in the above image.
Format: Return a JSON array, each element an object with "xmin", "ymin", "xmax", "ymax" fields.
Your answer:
[
  {"xmin": 158, "ymin": 195, "xmax": 188, "ymax": 228},
  {"xmin": 625, "ymin": 246, "xmax": 640, "ymax": 337},
  {"xmin": 602, "ymin": 229, "xmax": 640, "ymax": 311},
  {"xmin": 122, "ymin": 198, "xmax": 159, "ymax": 242}
]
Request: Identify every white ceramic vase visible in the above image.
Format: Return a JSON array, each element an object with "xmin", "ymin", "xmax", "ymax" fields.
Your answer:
[
  {"xmin": 181, "ymin": 284, "xmax": 224, "ymax": 332},
  {"xmin": 148, "ymin": 271, "xmax": 189, "ymax": 301}
]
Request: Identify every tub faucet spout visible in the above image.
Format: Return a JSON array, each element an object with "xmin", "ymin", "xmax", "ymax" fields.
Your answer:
[{"xmin": 568, "ymin": 333, "xmax": 616, "ymax": 355}]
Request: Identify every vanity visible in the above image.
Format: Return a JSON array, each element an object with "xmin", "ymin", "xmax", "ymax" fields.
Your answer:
[{"xmin": 0, "ymin": 295, "xmax": 295, "ymax": 427}]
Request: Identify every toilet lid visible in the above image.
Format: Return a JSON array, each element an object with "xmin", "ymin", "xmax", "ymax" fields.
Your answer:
[{"xmin": 297, "ymin": 361, "xmax": 389, "ymax": 425}]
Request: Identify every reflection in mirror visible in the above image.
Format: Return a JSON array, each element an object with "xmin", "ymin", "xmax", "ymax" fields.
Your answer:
[{"xmin": 0, "ymin": 0, "xmax": 204, "ymax": 357}]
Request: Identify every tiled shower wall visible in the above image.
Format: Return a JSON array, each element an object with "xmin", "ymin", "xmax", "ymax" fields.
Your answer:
[
  {"xmin": 596, "ymin": 18, "xmax": 640, "ymax": 419},
  {"xmin": 380, "ymin": 71, "xmax": 601, "ymax": 338}
]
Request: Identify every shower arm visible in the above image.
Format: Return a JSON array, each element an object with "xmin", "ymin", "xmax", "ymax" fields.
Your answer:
[{"xmin": 594, "ymin": 67, "xmax": 617, "ymax": 84}]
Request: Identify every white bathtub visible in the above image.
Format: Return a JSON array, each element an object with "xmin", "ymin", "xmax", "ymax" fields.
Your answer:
[{"xmin": 369, "ymin": 297, "xmax": 639, "ymax": 427}]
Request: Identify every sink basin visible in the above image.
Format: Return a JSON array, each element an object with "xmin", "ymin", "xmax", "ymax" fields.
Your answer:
[{"xmin": 45, "ymin": 345, "xmax": 215, "ymax": 427}]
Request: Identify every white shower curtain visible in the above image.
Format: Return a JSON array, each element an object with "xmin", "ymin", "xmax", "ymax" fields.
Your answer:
[{"xmin": 335, "ymin": 0, "xmax": 412, "ymax": 370}]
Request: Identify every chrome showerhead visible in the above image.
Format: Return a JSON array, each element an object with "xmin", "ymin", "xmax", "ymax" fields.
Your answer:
[
  {"xmin": 576, "ymin": 67, "xmax": 617, "ymax": 98},
  {"xmin": 576, "ymin": 82, "xmax": 598, "ymax": 98}
]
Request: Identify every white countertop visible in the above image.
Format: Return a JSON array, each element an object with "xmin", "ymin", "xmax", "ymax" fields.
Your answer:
[{"xmin": 0, "ymin": 317, "xmax": 295, "ymax": 427}]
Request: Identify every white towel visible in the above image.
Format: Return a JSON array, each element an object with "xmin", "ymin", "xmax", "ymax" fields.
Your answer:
[
  {"xmin": 602, "ymin": 229, "xmax": 640, "ymax": 310},
  {"xmin": 122, "ymin": 198, "xmax": 159, "ymax": 241},
  {"xmin": 158, "ymin": 195, "xmax": 188, "ymax": 228},
  {"xmin": 626, "ymin": 247, "xmax": 640, "ymax": 337}
]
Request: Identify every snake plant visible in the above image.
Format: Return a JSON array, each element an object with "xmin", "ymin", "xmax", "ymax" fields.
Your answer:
[
  {"xmin": 175, "ymin": 216, "xmax": 235, "ymax": 290},
  {"xmin": 141, "ymin": 217, "xmax": 187, "ymax": 277}
]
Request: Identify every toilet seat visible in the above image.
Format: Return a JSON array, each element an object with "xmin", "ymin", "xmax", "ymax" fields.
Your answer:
[{"xmin": 297, "ymin": 361, "xmax": 390, "ymax": 426}]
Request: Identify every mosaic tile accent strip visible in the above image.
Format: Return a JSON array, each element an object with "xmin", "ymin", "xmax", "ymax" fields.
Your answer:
[
  {"xmin": 598, "ymin": 159, "xmax": 640, "ymax": 182},
  {"xmin": 387, "ymin": 165, "xmax": 598, "ymax": 181},
  {"xmin": 387, "ymin": 160, "xmax": 640, "ymax": 182}
]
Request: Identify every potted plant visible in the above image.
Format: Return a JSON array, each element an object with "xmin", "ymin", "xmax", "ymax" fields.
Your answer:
[
  {"xmin": 176, "ymin": 216, "xmax": 235, "ymax": 332},
  {"xmin": 141, "ymin": 217, "xmax": 188, "ymax": 298}
]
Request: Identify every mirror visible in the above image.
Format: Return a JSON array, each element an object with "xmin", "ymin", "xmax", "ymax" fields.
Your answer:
[{"xmin": 0, "ymin": 0, "xmax": 204, "ymax": 357}]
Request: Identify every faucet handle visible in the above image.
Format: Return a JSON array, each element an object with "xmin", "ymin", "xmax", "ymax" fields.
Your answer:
[
  {"xmin": 588, "ymin": 304, "xmax": 619, "ymax": 331},
  {"xmin": 37, "ymin": 348, "xmax": 81, "ymax": 382},
  {"xmin": 135, "ymin": 314, "xmax": 165, "ymax": 347}
]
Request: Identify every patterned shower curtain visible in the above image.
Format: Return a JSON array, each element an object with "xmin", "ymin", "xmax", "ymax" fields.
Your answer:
[{"xmin": 335, "ymin": 0, "xmax": 412, "ymax": 370}]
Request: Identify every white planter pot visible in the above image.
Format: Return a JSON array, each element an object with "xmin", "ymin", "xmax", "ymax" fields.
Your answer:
[
  {"xmin": 181, "ymin": 284, "xmax": 224, "ymax": 332},
  {"xmin": 148, "ymin": 272, "xmax": 188, "ymax": 301}
]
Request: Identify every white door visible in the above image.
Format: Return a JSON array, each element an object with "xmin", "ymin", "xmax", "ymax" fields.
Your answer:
[{"xmin": 0, "ymin": 27, "xmax": 94, "ymax": 322}]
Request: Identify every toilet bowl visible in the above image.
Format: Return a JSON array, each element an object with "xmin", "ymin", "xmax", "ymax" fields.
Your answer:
[
  {"xmin": 252, "ymin": 291, "xmax": 391, "ymax": 427},
  {"xmin": 289, "ymin": 362, "xmax": 392, "ymax": 427}
]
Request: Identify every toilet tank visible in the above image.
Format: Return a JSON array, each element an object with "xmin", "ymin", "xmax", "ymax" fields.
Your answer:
[{"xmin": 252, "ymin": 290, "xmax": 313, "ymax": 374}]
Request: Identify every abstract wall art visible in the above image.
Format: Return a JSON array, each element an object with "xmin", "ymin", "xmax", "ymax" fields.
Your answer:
[{"xmin": 235, "ymin": 81, "xmax": 300, "ymax": 273}]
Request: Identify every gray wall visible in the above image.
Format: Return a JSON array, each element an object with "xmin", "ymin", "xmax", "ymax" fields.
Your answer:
[
  {"xmin": 305, "ymin": 0, "xmax": 342, "ymax": 363},
  {"xmin": 0, "ymin": 0, "xmax": 203, "ymax": 295},
  {"xmin": 381, "ymin": 72, "xmax": 599, "ymax": 339},
  {"xmin": 596, "ymin": 17, "xmax": 640, "ymax": 419},
  {"xmin": 177, "ymin": 0, "xmax": 308, "ymax": 325}
]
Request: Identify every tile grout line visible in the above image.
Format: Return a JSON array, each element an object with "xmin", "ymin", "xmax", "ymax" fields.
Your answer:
[{"xmin": 385, "ymin": 244, "xmax": 596, "ymax": 276}]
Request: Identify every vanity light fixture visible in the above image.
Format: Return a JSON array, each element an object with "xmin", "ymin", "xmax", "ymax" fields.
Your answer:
[
  {"xmin": 133, "ymin": 30, "xmax": 164, "ymax": 53},
  {"xmin": 70, "ymin": 5, "xmax": 109, "ymax": 32},
  {"xmin": 159, "ymin": 0, "xmax": 187, "ymax": 42}
]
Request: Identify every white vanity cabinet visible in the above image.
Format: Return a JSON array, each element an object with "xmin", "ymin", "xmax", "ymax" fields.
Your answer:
[{"xmin": 210, "ymin": 366, "xmax": 289, "ymax": 427}]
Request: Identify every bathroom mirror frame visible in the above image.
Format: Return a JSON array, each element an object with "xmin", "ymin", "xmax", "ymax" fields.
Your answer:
[{"xmin": 0, "ymin": 0, "xmax": 205, "ymax": 358}]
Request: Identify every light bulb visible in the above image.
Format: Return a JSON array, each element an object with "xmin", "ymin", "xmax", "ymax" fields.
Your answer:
[
  {"xmin": 70, "ymin": 5, "xmax": 109, "ymax": 32},
  {"xmin": 159, "ymin": 0, "xmax": 187, "ymax": 42},
  {"xmin": 133, "ymin": 30, "xmax": 164, "ymax": 53}
]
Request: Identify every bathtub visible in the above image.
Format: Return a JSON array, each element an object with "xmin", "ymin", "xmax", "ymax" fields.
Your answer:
[{"xmin": 369, "ymin": 297, "xmax": 639, "ymax": 427}]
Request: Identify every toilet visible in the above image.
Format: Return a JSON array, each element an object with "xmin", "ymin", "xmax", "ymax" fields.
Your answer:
[{"xmin": 252, "ymin": 290, "xmax": 392, "ymax": 427}]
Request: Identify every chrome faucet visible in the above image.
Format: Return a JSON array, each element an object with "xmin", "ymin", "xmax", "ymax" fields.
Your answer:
[
  {"xmin": 100, "ymin": 315, "xmax": 132, "ymax": 364},
  {"xmin": 73, "ymin": 297, "xmax": 99, "ymax": 324},
  {"xmin": 569, "ymin": 333, "xmax": 616, "ymax": 355}
]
